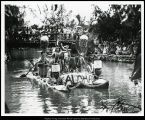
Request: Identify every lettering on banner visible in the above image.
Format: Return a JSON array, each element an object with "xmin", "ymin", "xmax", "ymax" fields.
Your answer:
[
  {"xmin": 71, "ymin": 75, "xmax": 75, "ymax": 85},
  {"xmin": 63, "ymin": 74, "xmax": 96, "ymax": 85},
  {"xmin": 65, "ymin": 75, "xmax": 72, "ymax": 85},
  {"xmin": 89, "ymin": 75, "xmax": 94, "ymax": 84},
  {"xmin": 77, "ymin": 75, "xmax": 83, "ymax": 83},
  {"xmin": 82, "ymin": 75, "xmax": 88, "ymax": 84}
]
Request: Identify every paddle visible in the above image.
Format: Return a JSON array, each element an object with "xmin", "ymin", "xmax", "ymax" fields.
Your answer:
[
  {"xmin": 20, "ymin": 65, "xmax": 35, "ymax": 78},
  {"xmin": 20, "ymin": 59, "xmax": 37, "ymax": 78}
]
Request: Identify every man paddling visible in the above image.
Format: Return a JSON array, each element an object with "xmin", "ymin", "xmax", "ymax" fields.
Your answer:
[
  {"xmin": 27, "ymin": 51, "xmax": 50, "ymax": 76},
  {"xmin": 21, "ymin": 35, "xmax": 50, "ymax": 77}
]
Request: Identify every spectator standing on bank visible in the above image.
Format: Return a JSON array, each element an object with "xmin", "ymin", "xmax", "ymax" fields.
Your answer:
[
  {"xmin": 109, "ymin": 42, "xmax": 116, "ymax": 54},
  {"xmin": 122, "ymin": 42, "xmax": 127, "ymax": 55},
  {"xmin": 103, "ymin": 44, "xmax": 108, "ymax": 54},
  {"xmin": 116, "ymin": 44, "xmax": 122, "ymax": 55},
  {"xmin": 100, "ymin": 44, "xmax": 104, "ymax": 54},
  {"xmin": 128, "ymin": 42, "xmax": 134, "ymax": 56}
]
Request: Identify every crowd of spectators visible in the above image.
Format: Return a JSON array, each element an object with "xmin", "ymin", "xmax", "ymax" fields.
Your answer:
[{"xmin": 93, "ymin": 41, "xmax": 138, "ymax": 56}]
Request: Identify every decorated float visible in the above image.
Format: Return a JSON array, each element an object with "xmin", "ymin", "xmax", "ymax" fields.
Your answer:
[{"xmin": 20, "ymin": 27, "xmax": 109, "ymax": 92}]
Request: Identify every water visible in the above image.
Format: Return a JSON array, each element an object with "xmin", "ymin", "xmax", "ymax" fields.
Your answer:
[{"xmin": 5, "ymin": 48, "xmax": 141, "ymax": 114}]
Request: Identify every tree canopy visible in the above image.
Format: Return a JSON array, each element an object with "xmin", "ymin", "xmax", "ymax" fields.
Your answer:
[
  {"xmin": 89, "ymin": 5, "xmax": 141, "ymax": 44},
  {"xmin": 5, "ymin": 5, "xmax": 25, "ymax": 32},
  {"xmin": 5, "ymin": 4, "xmax": 141, "ymax": 46}
]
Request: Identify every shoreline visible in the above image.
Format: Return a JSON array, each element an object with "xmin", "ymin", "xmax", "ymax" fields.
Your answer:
[{"xmin": 91, "ymin": 54, "xmax": 135, "ymax": 63}]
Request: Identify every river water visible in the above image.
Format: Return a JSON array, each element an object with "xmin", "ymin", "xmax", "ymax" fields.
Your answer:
[{"xmin": 5, "ymin": 48, "xmax": 141, "ymax": 114}]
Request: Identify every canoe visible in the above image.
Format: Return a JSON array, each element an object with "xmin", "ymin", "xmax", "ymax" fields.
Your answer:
[
  {"xmin": 70, "ymin": 79, "xmax": 109, "ymax": 89},
  {"xmin": 60, "ymin": 72, "xmax": 109, "ymax": 89},
  {"xmin": 27, "ymin": 72, "xmax": 70, "ymax": 92},
  {"xmin": 27, "ymin": 72, "xmax": 109, "ymax": 92}
]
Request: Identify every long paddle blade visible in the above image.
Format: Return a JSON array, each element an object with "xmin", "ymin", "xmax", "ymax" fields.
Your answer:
[
  {"xmin": 20, "ymin": 74, "xmax": 27, "ymax": 78},
  {"xmin": 20, "ymin": 66, "xmax": 34, "ymax": 78}
]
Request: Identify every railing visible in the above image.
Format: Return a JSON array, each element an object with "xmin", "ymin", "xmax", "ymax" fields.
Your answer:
[{"xmin": 6, "ymin": 32, "xmax": 79, "ymax": 48}]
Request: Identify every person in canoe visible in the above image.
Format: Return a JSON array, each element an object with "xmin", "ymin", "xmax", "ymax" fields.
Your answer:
[{"xmin": 30, "ymin": 51, "xmax": 51, "ymax": 77}]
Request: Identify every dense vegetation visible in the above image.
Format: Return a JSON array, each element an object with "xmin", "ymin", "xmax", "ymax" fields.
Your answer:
[
  {"xmin": 89, "ymin": 5, "xmax": 141, "ymax": 44},
  {"xmin": 5, "ymin": 4, "xmax": 141, "ymax": 48}
]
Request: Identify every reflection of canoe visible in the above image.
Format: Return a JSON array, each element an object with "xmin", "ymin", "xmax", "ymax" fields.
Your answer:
[{"xmin": 27, "ymin": 72, "xmax": 69, "ymax": 92}]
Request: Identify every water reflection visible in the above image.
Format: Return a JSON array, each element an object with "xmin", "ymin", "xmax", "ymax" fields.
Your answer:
[
  {"xmin": 10, "ymin": 48, "xmax": 40, "ymax": 60},
  {"xmin": 69, "ymin": 89, "xmax": 109, "ymax": 113},
  {"xmin": 35, "ymin": 82, "xmax": 109, "ymax": 114},
  {"xmin": 37, "ymin": 84, "xmax": 70, "ymax": 113}
]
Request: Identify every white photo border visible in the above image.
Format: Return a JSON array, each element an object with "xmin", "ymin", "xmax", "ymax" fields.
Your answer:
[{"xmin": 1, "ymin": 1, "xmax": 144, "ymax": 116}]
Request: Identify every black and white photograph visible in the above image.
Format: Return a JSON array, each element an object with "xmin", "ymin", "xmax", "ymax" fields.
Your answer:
[{"xmin": 1, "ymin": 1, "xmax": 144, "ymax": 117}]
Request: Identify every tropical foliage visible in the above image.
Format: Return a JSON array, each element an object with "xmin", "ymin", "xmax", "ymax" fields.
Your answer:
[
  {"xmin": 5, "ymin": 5, "xmax": 25, "ymax": 31},
  {"xmin": 89, "ymin": 5, "xmax": 141, "ymax": 44},
  {"xmin": 5, "ymin": 4, "xmax": 141, "ymax": 46},
  {"xmin": 5, "ymin": 5, "xmax": 25, "ymax": 42}
]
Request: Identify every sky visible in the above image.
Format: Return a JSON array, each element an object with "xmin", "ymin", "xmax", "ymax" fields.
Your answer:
[{"xmin": 5, "ymin": 1, "xmax": 111, "ymax": 26}]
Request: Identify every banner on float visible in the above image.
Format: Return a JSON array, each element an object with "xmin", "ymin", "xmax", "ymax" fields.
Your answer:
[
  {"xmin": 94, "ymin": 60, "xmax": 102, "ymax": 69},
  {"xmin": 51, "ymin": 64, "xmax": 60, "ymax": 72},
  {"xmin": 60, "ymin": 72, "xmax": 95, "ymax": 85}
]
